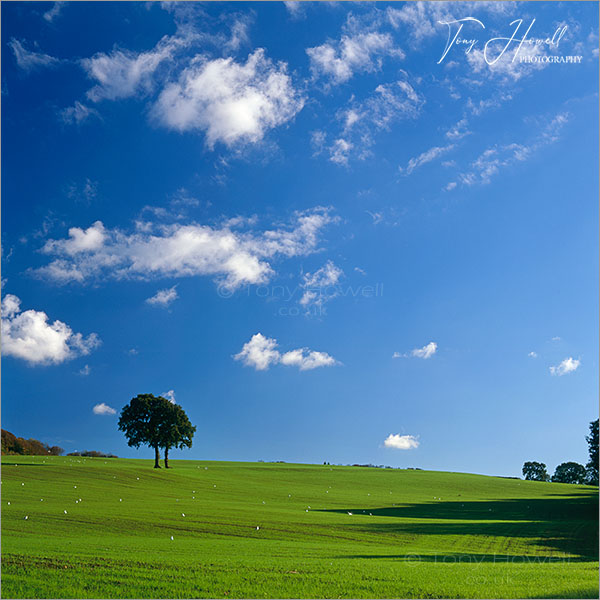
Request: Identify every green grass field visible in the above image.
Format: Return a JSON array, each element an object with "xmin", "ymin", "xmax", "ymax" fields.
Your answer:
[{"xmin": 1, "ymin": 456, "xmax": 597, "ymax": 599}]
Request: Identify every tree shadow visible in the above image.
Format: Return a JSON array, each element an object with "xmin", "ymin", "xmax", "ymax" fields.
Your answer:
[{"xmin": 319, "ymin": 492, "xmax": 599, "ymax": 560}]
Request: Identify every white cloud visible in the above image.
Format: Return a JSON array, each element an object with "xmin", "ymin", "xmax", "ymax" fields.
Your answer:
[
  {"xmin": 284, "ymin": 1, "xmax": 305, "ymax": 19},
  {"xmin": 234, "ymin": 333, "xmax": 281, "ymax": 371},
  {"xmin": 319, "ymin": 79, "xmax": 423, "ymax": 165},
  {"xmin": 280, "ymin": 349, "xmax": 338, "ymax": 371},
  {"xmin": 300, "ymin": 260, "xmax": 343, "ymax": 308},
  {"xmin": 456, "ymin": 112, "xmax": 569, "ymax": 187},
  {"xmin": 1, "ymin": 294, "xmax": 100, "ymax": 365},
  {"xmin": 36, "ymin": 207, "xmax": 336, "ymax": 290},
  {"xmin": 43, "ymin": 2, "xmax": 65, "ymax": 22},
  {"xmin": 466, "ymin": 43, "xmax": 548, "ymax": 83},
  {"xmin": 162, "ymin": 390, "xmax": 176, "ymax": 403},
  {"xmin": 307, "ymin": 31, "xmax": 403, "ymax": 84},
  {"xmin": 152, "ymin": 49, "xmax": 304, "ymax": 148},
  {"xmin": 412, "ymin": 341, "xmax": 437, "ymax": 359},
  {"xmin": 552, "ymin": 336, "xmax": 562, "ymax": 341},
  {"xmin": 93, "ymin": 402, "xmax": 116, "ymax": 415},
  {"xmin": 79, "ymin": 364, "xmax": 91, "ymax": 376},
  {"xmin": 384, "ymin": 433, "xmax": 419, "ymax": 450},
  {"xmin": 82, "ymin": 34, "xmax": 183, "ymax": 101},
  {"xmin": 401, "ymin": 144, "xmax": 455, "ymax": 175},
  {"xmin": 550, "ymin": 357, "xmax": 580, "ymax": 376},
  {"xmin": 60, "ymin": 101, "xmax": 100, "ymax": 126},
  {"xmin": 9, "ymin": 39, "xmax": 59, "ymax": 71},
  {"xmin": 234, "ymin": 333, "xmax": 338, "ymax": 371},
  {"xmin": 146, "ymin": 286, "xmax": 178, "ymax": 308},
  {"xmin": 528, "ymin": 351, "xmax": 538, "ymax": 358},
  {"xmin": 445, "ymin": 118, "xmax": 471, "ymax": 140}
]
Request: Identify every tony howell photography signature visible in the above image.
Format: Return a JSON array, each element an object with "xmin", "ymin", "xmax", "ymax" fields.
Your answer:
[{"xmin": 437, "ymin": 18, "xmax": 580, "ymax": 65}]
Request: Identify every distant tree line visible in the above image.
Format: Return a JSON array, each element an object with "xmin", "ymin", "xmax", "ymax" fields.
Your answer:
[
  {"xmin": 1, "ymin": 429, "xmax": 63, "ymax": 456},
  {"xmin": 522, "ymin": 419, "xmax": 598, "ymax": 485},
  {"xmin": 67, "ymin": 450, "xmax": 118, "ymax": 458}
]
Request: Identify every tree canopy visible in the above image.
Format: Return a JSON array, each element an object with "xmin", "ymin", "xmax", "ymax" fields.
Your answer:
[
  {"xmin": 522, "ymin": 461, "xmax": 549, "ymax": 482},
  {"xmin": 118, "ymin": 394, "xmax": 195, "ymax": 468},
  {"xmin": 551, "ymin": 461, "xmax": 587, "ymax": 485},
  {"xmin": 585, "ymin": 419, "xmax": 598, "ymax": 485}
]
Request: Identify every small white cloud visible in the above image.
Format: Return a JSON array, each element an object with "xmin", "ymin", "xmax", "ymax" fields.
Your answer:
[
  {"xmin": 412, "ymin": 341, "xmax": 437, "ymax": 359},
  {"xmin": 234, "ymin": 333, "xmax": 338, "ymax": 371},
  {"xmin": 384, "ymin": 434, "xmax": 419, "ymax": 450},
  {"xmin": 552, "ymin": 336, "xmax": 562, "ymax": 341},
  {"xmin": 162, "ymin": 390, "xmax": 176, "ymax": 403},
  {"xmin": 60, "ymin": 101, "xmax": 100, "ymax": 126},
  {"xmin": 146, "ymin": 286, "xmax": 178, "ymax": 308},
  {"xmin": 234, "ymin": 333, "xmax": 281, "ymax": 371},
  {"xmin": 354, "ymin": 267, "xmax": 366, "ymax": 275},
  {"xmin": 528, "ymin": 351, "xmax": 538, "ymax": 358},
  {"xmin": 1, "ymin": 294, "xmax": 100, "ymax": 365},
  {"xmin": 549, "ymin": 357, "xmax": 580, "ymax": 376},
  {"xmin": 392, "ymin": 351, "xmax": 402, "ymax": 359},
  {"xmin": 280, "ymin": 348, "xmax": 338, "ymax": 371},
  {"xmin": 152, "ymin": 48, "xmax": 304, "ymax": 148},
  {"xmin": 307, "ymin": 31, "xmax": 402, "ymax": 85},
  {"xmin": 299, "ymin": 260, "xmax": 343, "ymax": 308},
  {"xmin": 93, "ymin": 402, "xmax": 116, "ymax": 415},
  {"xmin": 79, "ymin": 364, "xmax": 91, "ymax": 376},
  {"xmin": 43, "ymin": 2, "xmax": 65, "ymax": 23}
]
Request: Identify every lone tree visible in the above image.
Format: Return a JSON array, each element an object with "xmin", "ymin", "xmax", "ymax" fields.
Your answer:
[
  {"xmin": 585, "ymin": 419, "xmax": 598, "ymax": 486},
  {"xmin": 551, "ymin": 461, "xmax": 587, "ymax": 484},
  {"xmin": 522, "ymin": 461, "xmax": 549, "ymax": 482},
  {"xmin": 118, "ymin": 394, "xmax": 195, "ymax": 468}
]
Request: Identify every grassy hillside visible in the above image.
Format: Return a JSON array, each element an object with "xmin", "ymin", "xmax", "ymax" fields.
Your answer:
[{"xmin": 1, "ymin": 456, "xmax": 597, "ymax": 599}]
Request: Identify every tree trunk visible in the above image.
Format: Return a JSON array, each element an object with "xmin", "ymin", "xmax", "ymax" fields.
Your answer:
[
  {"xmin": 154, "ymin": 445, "xmax": 161, "ymax": 468},
  {"xmin": 165, "ymin": 446, "xmax": 170, "ymax": 469}
]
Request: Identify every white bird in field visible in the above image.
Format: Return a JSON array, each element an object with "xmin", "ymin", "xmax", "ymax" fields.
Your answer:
[
  {"xmin": 305, "ymin": 509, "xmax": 308, "ymax": 512},
  {"xmin": 64, "ymin": 510, "xmax": 67, "ymax": 514},
  {"xmin": 7, "ymin": 502, "xmax": 10, "ymax": 505},
  {"xmin": 74, "ymin": 486, "xmax": 77, "ymax": 489},
  {"xmin": 213, "ymin": 485, "xmax": 216, "ymax": 488},
  {"xmin": 24, "ymin": 516, "xmax": 28, "ymax": 520},
  {"xmin": 21, "ymin": 483, "xmax": 24, "ymax": 486},
  {"xmin": 192, "ymin": 496, "xmax": 195, "ymax": 499},
  {"xmin": 347, "ymin": 512, "xmax": 353, "ymax": 516},
  {"xmin": 136, "ymin": 477, "xmax": 139, "ymax": 480},
  {"xmin": 262, "ymin": 501, "xmax": 265, "ymax": 504},
  {"xmin": 75, "ymin": 500, "xmax": 79, "ymax": 504},
  {"xmin": 119, "ymin": 499, "xmax": 122, "ymax": 502},
  {"xmin": 181, "ymin": 513, "xmax": 185, "ymax": 517},
  {"xmin": 256, "ymin": 526, "xmax": 260, "ymax": 530},
  {"xmin": 369, "ymin": 513, "xmax": 372, "ymax": 516},
  {"xmin": 170, "ymin": 536, "xmax": 174, "ymax": 541}
]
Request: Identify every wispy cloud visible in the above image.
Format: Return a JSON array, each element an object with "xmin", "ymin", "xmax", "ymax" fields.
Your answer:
[
  {"xmin": 9, "ymin": 39, "xmax": 59, "ymax": 72},
  {"xmin": 43, "ymin": 2, "xmax": 65, "ymax": 23},
  {"xmin": 1, "ymin": 294, "xmax": 100, "ymax": 365},
  {"xmin": 400, "ymin": 144, "xmax": 455, "ymax": 175},
  {"xmin": 447, "ymin": 112, "xmax": 569, "ymax": 189},
  {"xmin": 299, "ymin": 260, "xmax": 343, "ymax": 309},
  {"xmin": 60, "ymin": 101, "xmax": 100, "ymax": 126},
  {"xmin": 234, "ymin": 333, "xmax": 339, "ymax": 371}
]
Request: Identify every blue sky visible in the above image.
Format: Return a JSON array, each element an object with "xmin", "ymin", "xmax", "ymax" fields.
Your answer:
[{"xmin": 1, "ymin": 1, "xmax": 598, "ymax": 476}]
